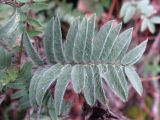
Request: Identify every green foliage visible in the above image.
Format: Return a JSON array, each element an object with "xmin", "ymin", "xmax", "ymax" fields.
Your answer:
[
  {"xmin": 27, "ymin": 18, "xmax": 42, "ymax": 28},
  {"xmin": 22, "ymin": 15, "xmax": 148, "ymax": 119},
  {"xmin": 125, "ymin": 96, "xmax": 153, "ymax": 119},
  {"xmin": 0, "ymin": 9, "xmax": 20, "ymax": 36},
  {"xmin": 22, "ymin": 32, "xmax": 43, "ymax": 66},
  {"xmin": 120, "ymin": 0, "xmax": 160, "ymax": 33},
  {"xmin": 17, "ymin": 0, "xmax": 47, "ymax": 3},
  {"xmin": 19, "ymin": 1, "xmax": 48, "ymax": 12},
  {"xmin": 49, "ymin": 0, "xmax": 81, "ymax": 24},
  {"xmin": 30, "ymin": 3, "xmax": 48, "ymax": 12},
  {"xmin": 0, "ymin": 48, "xmax": 11, "ymax": 69},
  {"xmin": 0, "ymin": 68, "xmax": 18, "ymax": 91},
  {"xmin": 83, "ymin": 0, "xmax": 111, "ymax": 16},
  {"xmin": 0, "ymin": 0, "xmax": 150, "ymax": 119},
  {"xmin": 0, "ymin": 6, "xmax": 26, "ymax": 48},
  {"xmin": 0, "ymin": 4, "xmax": 14, "ymax": 25},
  {"xmin": 0, "ymin": 48, "xmax": 13, "ymax": 90},
  {"xmin": 7, "ymin": 62, "xmax": 32, "ymax": 108},
  {"xmin": 0, "ymin": 0, "xmax": 49, "ymax": 49},
  {"xmin": 47, "ymin": 97, "xmax": 58, "ymax": 120}
]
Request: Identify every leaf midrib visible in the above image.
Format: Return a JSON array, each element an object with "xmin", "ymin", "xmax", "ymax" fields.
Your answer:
[{"xmin": 56, "ymin": 61, "xmax": 126, "ymax": 66}]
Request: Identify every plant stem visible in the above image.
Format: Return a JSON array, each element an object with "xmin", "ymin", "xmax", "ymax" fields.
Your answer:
[{"xmin": 107, "ymin": 0, "xmax": 116, "ymax": 20}]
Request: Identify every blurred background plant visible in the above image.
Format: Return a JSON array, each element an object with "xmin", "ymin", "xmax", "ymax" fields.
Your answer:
[
  {"xmin": 0, "ymin": 0, "xmax": 160, "ymax": 120},
  {"xmin": 120, "ymin": 0, "xmax": 160, "ymax": 34}
]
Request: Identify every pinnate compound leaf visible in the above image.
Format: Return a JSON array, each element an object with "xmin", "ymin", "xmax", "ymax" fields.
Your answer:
[{"xmin": 27, "ymin": 15, "xmax": 148, "ymax": 115}]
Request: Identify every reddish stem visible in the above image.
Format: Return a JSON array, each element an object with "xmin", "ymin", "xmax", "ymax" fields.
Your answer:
[{"xmin": 108, "ymin": 0, "xmax": 116, "ymax": 20}]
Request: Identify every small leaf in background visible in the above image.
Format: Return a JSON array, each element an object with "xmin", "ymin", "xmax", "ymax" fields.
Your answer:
[
  {"xmin": 103, "ymin": 0, "xmax": 111, "ymax": 9},
  {"xmin": 141, "ymin": 17, "xmax": 148, "ymax": 32},
  {"xmin": 124, "ymin": 5, "xmax": 136, "ymax": 23},
  {"xmin": 27, "ymin": 18, "xmax": 42, "ymax": 28},
  {"xmin": 144, "ymin": 62, "xmax": 160, "ymax": 77},
  {"xmin": 147, "ymin": 20, "xmax": 155, "ymax": 34},
  {"xmin": 150, "ymin": 16, "xmax": 160, "ymax": 24},
  {"xmin": 0, "ymin": 94, "xmax": 6, "ymax": 104},
  {"xmin": 30, "ymin": 3, "xmax": 48, "ymax": 12},
  {"xmin": 17, "ymin": 0, "xmax": 47, "ymax": 3},
  {"xmin": 22, "ymin": 32, "xmax": 43, "ymax": 66},
  {"xmin": 0, "ymin": 67, "xmax": 18, "ymax": 89},
  {"xmin": 33, "ymin": 0, "xmax": 47, "ymax": 2},
  {"xmin": 0, "ymin": 48, "xmax": 11, "ymax": 69},
  {"xmin": 16, "ymin": 0, "xmax": 29, "ymax": 3},
  {"xmin": 27, "ymin": 30, "xmax": 42, "ymax": 37},
  {"xmin": 137, "ymin": 2, "xmax": 154, "ymax": 17},
  {"xmin": 20, "ymin": 4, "xmax": 30, "ymax": 12},
  {"xmin": 120, "ymin": 2, "xmax": 130, "ymax": 18},
  {"xmin": 125, "ymin": 106, "xmax": 145, "ymax": 119},
  {"xmin": 0, "ymin": 9, "xmax": 20, "ymax": 36}
]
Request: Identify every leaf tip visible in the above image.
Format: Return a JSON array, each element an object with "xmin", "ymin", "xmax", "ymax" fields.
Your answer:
[
  {"xmin": 138, "ymin": 87, "xmax": 143, "ymax": 96},
  {"xmin": 141, "ymin": 39, "xmax": 148, "ymax": 51}
]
